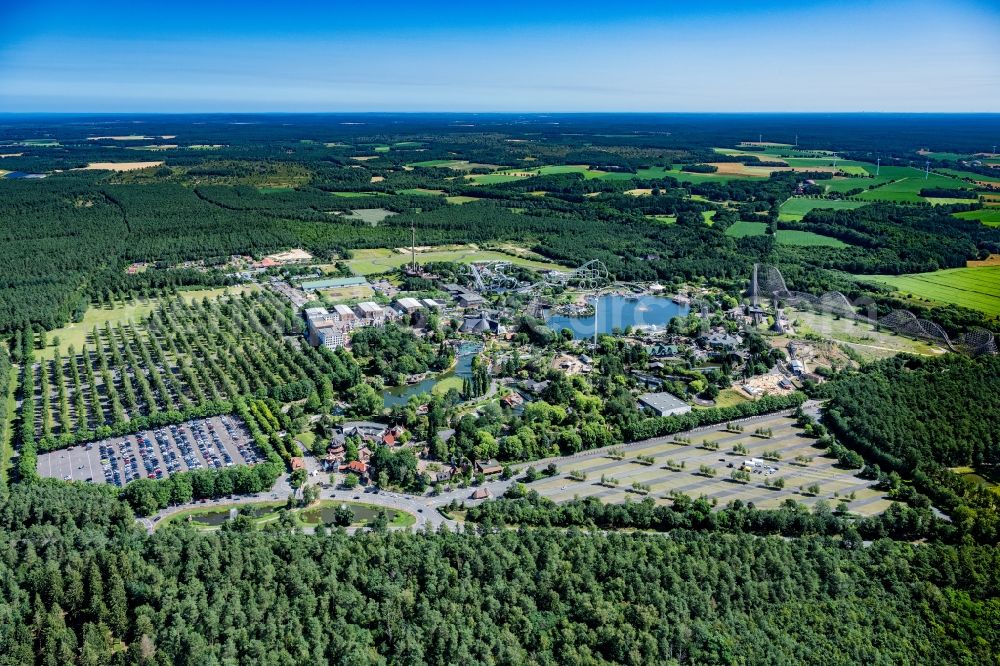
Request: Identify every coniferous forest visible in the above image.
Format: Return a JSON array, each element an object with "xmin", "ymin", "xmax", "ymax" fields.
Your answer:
[{"xmin": 0, "ymin": 481, "xmax": 998, "ymax": 666}]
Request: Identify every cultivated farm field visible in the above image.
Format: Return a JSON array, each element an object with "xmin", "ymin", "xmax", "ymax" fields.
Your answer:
[
  {"xmin": 953, "ymin": 208, "xmax": 1000, "ymax": 227},
  {"xmin": 863, "ymin": 266, "xmax": 1000, "ymax": 316},
  {"xmin": 778, "ymin": 197, "xmax": 869, "ymax": 221}
]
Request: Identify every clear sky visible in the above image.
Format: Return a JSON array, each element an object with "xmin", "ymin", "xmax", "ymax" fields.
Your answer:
[{"xmin": 1, "ymin": 0, "xmax": 998, "ymax": 112}]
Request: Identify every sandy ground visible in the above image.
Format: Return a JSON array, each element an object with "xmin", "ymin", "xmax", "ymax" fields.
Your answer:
[
  {"xmin": 265, "ymin": 248, "xmax": 313, "ymax": 263},
  {"xmin": 739, "ymin": 373, "xmax": 794, "ymax": 397},
  {"xmin": 370, "ymin": 175, "xmax": 385, "ymax": 183},
  {"xmin": 0, "ymin": 152, "xmax": 24, "ymax": 158},
  {"xmin": 77, "ymin": 161, "xmax": 165, "ymax": 172},
  {"xmin": 351, "ymin": 156, "xmax": 379, "ymax": 161}
]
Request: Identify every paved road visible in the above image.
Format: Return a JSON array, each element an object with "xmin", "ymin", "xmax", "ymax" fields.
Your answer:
[{"xmin": 144, "ymin": 401, "xmax": 823, "ymax": 534}]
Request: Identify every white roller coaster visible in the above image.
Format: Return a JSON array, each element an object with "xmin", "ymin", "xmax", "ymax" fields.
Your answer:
[{"xmin": 748, "ymin": 263, "xmax": 997, "ymax": 356}]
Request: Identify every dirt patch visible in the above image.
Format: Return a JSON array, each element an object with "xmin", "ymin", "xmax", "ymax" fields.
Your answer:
[
  {"xmin": 625, "ymin": 188, "xmax": 653, "ymax": 196},
  {"xmin": 0, "ymin": 152, "xmax": 24, "ymax": 158},
  {"xmin": 707, "ymin": 162, "xmax": 782, "ymax": 176},
  {"xmin": 968, "ymin": 254, "xmax": 1000, "ymax": 267},
  {"xmin": 351, "ymin": 156, "xmax": 379, "ymax": 161},
  {"xmin": 75, "ymin": 161, "xmax": 165, "ymax": 172},
  {"xmin": 370, "ymin": 175, "xmax": 385, "ymax": 183}
]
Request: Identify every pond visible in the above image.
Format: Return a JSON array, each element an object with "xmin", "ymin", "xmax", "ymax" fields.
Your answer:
[
  {"xmin": 298, "ymin": 502, "xmax": 397, "ymax": 525},
  {"xmin": 383, "ymin": 341, "xmax": 482, "ymax": 407},
  {"xmin": 187, "ymin": 504, "xmax": 276, "ymax": 526},
  {"xmin": 545, "ymin": 294, "xmax": 689, "ymax": 339},
  {"xmin": 4, "ymin": 171, "xmax": 47, "ymax": 179}
]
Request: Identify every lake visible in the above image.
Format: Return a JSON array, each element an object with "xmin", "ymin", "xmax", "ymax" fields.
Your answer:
[
  {"xmin": 545, "ymin": 294, "xmax": 689, "ymax": 339},
  {"xmin": 4, "ymin": 171, "xmax": 47, "ymax": 179},
  {"xmin": 382, "ymin": 341, "xmax": 482, "ymax": 407}
]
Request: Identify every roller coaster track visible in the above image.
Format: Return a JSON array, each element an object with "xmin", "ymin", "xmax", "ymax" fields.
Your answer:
[{"xmin": 749, "ymin": 264, "xmax": 997, "ymax": 356}]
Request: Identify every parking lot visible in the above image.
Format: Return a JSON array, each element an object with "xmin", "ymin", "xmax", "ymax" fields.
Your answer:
[
  {"xmin": 524, "ymin": 413, "xmax": 893, "ymax": 516},
  {"xmin": 38, "ymin": 415, "xmax": 262, "ymax": 487}
]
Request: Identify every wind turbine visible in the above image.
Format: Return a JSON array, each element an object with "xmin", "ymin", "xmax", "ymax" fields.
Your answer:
[{"xmin": 876, "ymin": 157, "xmax": 880, "ymax": 176}]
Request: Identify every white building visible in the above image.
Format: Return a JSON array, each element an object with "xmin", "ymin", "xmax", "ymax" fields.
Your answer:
[{"xmin": 637, "ymin": 392, "xmax": 692, "ymax": 417}]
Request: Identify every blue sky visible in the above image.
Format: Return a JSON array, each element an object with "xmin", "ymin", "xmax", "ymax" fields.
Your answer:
[{"xmin": 0, "ymin": 0, "xmax": 997, "ymax": 112}]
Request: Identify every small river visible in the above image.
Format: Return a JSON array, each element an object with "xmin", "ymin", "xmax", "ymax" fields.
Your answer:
[
  {"xmin": 545, "ymin": 294, "xmax": 690, "ymax": 339},
  {"xmin": 382, "ymin": 341, "xmax": 482, "ymax": 407}
]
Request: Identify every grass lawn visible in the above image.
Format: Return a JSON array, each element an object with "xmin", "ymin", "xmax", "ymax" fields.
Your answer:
[
  {"xmin": 791, "ymin": 309, "xmax": 942, "ymax": 359},
  {"xmin": 725, "ymin": 221, "xmax": 767, "ymax": 237},
  {"xmin": 706, "ymin": 388, "xmax": 749, "ymax": 409},
  {"xmin": 39, "ymin": 285, "xmax": 255, "ymax": 361},
  {"xmin": 860, "ymin": 266, "xmax": 1000, "ymax": 316},
  {"xmin": 346, "ymin": 246, "xmax": 563, "ymax": 275},
  {"xmin": 953, "ymin": 208, "xmax": 1000, "ymax": 227},
  {"xmin": 778, "ymin": 197, "xmax": 868, "ymax": 221},
  {"xmin": 645, "ymin": 214, "xmax": 677, "ymax": 225},
  {"xmin": 432, "ymin": 376, "xmax": 464, "ymax": 395},
  {"xmin": 775, "ymin": 230, "xmax": 848, "ymax": 248},
  {"xmin": 159, "ymin": 499, "xmax": 417, "ymax": 531},
  {"xmin": 295, "ymin": 431, "xmax": 316, "ymax": 452},
  {"xmin": 702, "ymin": 210, "xmax": 717, "ymax": 225}
]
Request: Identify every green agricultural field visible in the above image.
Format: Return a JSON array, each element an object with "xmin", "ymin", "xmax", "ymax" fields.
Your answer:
[
  {"xmin": 725, "ymin": 221, "xmax": 767, "ymax": 238},
  {"xmin": 466, "ymin": 173, "xmax": 525, "ymax": 185},
  {"xmin": 346, "ymin": 246, "xmax": 564, "ymax": 275},
  {"xmin": 399, "ymin": 188, "xmax": 445, "ymax": 196},
  {"xmin": 857, "ymin": 167, "xmax": 973, "ymax": 203},
  {"xmin": 861, "ymin": 266, "xmax": 1000, "ymax": 316},
  {"xmin": 408, "ymin": 159, "xmax": 465, "ymax": 168},
  {"xmin": 642, "ymin": 166, "xmax": 755, "ymax": 184},
  {"xmin": 775, "ymin": 230, "xmax": 848, "ymax": 248},
  {"xmin": 778, "ymin": 197, "xmax": 869, "ymax": 221},
  {"xmin": 330, "ymin": 191, "xmax": 387, "ymax": 198},
  {"xmin": 953, "ymin": 208, "xmax": 1000, "ymax": 227},
  {"xmin": 935, "ymin": 168, "xmax": 1000, "ymax": 186},
  {"xmin": 445, "ymin": 195, "xmax": 480, "ymax": 204},
  {"xmin": 925, "ymin": 197, "xmax": 980, "ymax": 206}
]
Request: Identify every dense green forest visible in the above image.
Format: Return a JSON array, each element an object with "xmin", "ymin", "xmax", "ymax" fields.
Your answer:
[
  {"xmin": 816, "ymin": 354, "xmax": 1000, "ymax": 542},
  {"xmin": 0, "ymin": 482, "xmax": 998, "ymax": 666}
]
